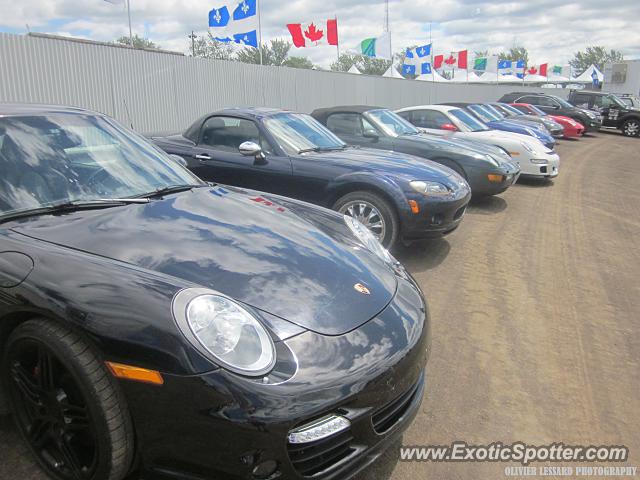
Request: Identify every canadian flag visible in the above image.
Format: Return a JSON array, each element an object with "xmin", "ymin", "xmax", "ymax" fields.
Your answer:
[
  {"xmin": 287, "ymin": 19, "xmax": 338, "ymax": 48},
  {"xmin": 434, "ymin": 50, "xmax": 468, "ymax": 70},
  {"xmin": 526, "ymin": 63, "xmax": 548, "ymax": 76}
]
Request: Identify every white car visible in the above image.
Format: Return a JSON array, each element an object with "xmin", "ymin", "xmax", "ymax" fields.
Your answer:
[{"xmin": 396, "ymin": 105, "xmax": 560, "ymax": 179}]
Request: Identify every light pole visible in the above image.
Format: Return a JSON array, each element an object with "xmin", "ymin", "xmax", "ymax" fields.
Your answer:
[{"xmin": 188, "ymin": 31, "xmax": 197, "ymax": 56}]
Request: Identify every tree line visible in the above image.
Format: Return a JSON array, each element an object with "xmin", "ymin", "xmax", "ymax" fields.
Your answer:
[{"xmin": 115, "ymin": 35, "xmax": 624, "ymax": 76}]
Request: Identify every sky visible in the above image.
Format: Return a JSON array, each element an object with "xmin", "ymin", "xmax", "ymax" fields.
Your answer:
[{"xmin": 0, "ymin": 0, "xmax": 639, "ymax": 69}]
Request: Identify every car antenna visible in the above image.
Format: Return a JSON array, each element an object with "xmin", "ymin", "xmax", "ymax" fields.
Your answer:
[{"xmin": 123, "ymin": 98, "xmax": 135, "ymax": 130}]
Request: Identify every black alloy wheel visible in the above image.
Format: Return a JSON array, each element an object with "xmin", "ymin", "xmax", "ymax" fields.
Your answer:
[{"xmin": 2, "ymin": 319, "xmax": 134, "ymax": 480}]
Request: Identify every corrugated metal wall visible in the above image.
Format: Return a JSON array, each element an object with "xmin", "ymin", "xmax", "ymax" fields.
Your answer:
[{"xmin": 0, "ymin": 33, "xmax": 562, "ymax": 135}]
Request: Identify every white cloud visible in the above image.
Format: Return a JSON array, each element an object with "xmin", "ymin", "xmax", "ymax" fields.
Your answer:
[{"xmin": 0, "ymin": 0, "xmax": 639, "ymax": 67}]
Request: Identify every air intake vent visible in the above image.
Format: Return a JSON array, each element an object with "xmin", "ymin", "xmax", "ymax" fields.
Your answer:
[
  {"xmin": 287, "ymin": 429, "xmax": 355, "ymax": 477},
  {"xmin": 372, "ymin": 380, "xmax": 420, "ymax": 434}
]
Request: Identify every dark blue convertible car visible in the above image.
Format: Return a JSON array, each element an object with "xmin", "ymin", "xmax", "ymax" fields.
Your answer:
[{"xmin": 153, "ymin": 108, "xmax": 471, "ymax": 248}]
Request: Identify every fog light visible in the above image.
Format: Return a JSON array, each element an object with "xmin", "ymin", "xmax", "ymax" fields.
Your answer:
[
  {"xmin": 288, "ymin": 415, "xmax": 351, "ymax": 444},
  {"xmin": 487, "ymin": 174, "xmax": 504, "ymax": 183},
  {"xmin": 252, "ymin": 460, "xmax": 278, "ymax": 479}
]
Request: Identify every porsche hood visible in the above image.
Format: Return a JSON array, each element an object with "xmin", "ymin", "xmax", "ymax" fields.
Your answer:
[{"xmin": 11, "ymin": 186, "xmax": 398, "ymax": 336}]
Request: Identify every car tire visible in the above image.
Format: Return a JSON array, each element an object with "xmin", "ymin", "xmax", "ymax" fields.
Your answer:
[
  {"xmin": 333, "ymin": 191, "xmax": 399, "ymax": 249},
  {"xmin": 621, "ymin": 118, "xmax": 640, "ymax": 137},
  {"xmin": 2, "ymin": 319, "xmax": 134, "ymax": 480}
]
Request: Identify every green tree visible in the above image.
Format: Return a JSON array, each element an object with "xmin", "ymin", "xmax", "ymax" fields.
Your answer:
[
  {"xmin": 116, "ymin": 34, "xmax": 159, "ymax": 49},
  {"xmin": 282, "ymin": 56, "xmax": 316, "ymax": 69},
  {"xmin": 330, "ymin": 53, "xmax": 391, "ymax": 76},
  {"xmin": 330, "ymin": 53, "xmax": 360, "ymax": 72},
  {"xmin": 499, "ymin": 47, "xmax": 529, "ymax": 66},
  {"xmin": 569, "ymin": 46, "xmax": 624, "ymax": 74},
  {"xmin": 474, "ymin": 50, "xmax": 489, "ymax": 59},
  {"xmin": 236, "ymin": 39, "xmax": 292, "ymax": 66},
  {"xmin": 190, "ymin": 33, "xmax": 234, "ymax": 60}
]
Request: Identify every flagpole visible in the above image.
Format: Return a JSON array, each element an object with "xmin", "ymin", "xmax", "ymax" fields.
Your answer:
[
  {"xmin": 126, "ymin": 0, "xmax": 133, "ymax": 47},
  {"xmin": 335, "ymin": 16, "xmax": 340, "ymax": 63},
  {"xmin": 257, "ymin": 0, "xmax": 263, "ymax": 65},
  {"xmin": 384, "ymin": 0, "xmax": 392, "ymax": 60}
]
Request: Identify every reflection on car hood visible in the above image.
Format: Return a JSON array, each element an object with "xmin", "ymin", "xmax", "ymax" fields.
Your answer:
[
  {"xmin": 313, "ymin": 146, "xmax": 462, "ymax": 185},
  {"xmin": 12, "ymin": 186, "xmax": 398, "ymax": 336}
]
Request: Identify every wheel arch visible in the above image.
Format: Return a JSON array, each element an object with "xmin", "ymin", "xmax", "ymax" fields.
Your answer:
[
  {"xmin": 0, "ymin": 310, "xmax": 86, "ymax": 414},
  {"xmin": 326, "ymin": 180, "xmax": 406, "ymax": 221}
]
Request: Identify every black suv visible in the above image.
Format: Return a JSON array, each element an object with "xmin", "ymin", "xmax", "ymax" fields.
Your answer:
[
  {"xmin": 567, "ymin": 91, "xmax": 640, "ymax": 137},
  {"xmin": 498, "ymin": 92, "xmax": 603, "ymax": 132}
]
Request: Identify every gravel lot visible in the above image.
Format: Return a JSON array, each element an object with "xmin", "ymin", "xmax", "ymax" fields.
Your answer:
[{"xmin": 2, "ymin": 130, "xmax": 639, "ymax": 480}]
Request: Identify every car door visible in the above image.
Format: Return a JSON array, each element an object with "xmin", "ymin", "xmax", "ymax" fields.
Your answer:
[
  {"xmin": 190, "ymin": 115, "xmax": 293, "ymax": 193},
  {"xmin": 594, "ymin": 95, "xmax": 620, "ymax": 127},
  {"xmin": 325, "ymin": 113, "xmax": 394, "ymax": 150}
]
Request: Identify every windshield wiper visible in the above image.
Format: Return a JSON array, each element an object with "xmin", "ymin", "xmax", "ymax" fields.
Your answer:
[
  {"xmin": 298, "ymin": 147, "xmax": 321, "ymax": 154},
  {"xmin": 0, "ymin": 198, "xmax": 149, "ymax": 224},
  {"xmin": 136, "ymin": 184, "xmax": 203, "ymax": 198}
]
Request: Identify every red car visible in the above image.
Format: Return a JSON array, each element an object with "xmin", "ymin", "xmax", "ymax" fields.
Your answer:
[{"xmin": 511, "ymin": 103, "xmax": 585, "ymax": 138}]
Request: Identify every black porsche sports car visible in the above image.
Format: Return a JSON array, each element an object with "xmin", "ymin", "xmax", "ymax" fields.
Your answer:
[
  {"xmin": 0, "ymin": 104, "xmax": 430, "ymax": 480},
  {"xmin": 152, "ymin": 108, "xmax": 471, "ymax": 248}
]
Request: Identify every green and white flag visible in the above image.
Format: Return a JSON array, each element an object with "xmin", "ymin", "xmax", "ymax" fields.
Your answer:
[{"xmin": 360, "ymin": 33, "xmax": 391, "ymax": 59}]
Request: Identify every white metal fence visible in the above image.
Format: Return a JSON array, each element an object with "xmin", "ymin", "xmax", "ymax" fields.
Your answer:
[{"xmin": 0, "ymin": 33, "xmax": 561, "ymax": 135}]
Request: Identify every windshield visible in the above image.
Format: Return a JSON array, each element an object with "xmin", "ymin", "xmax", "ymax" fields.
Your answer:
[
  {"xmin": 366, "ymin": 109, "xmax": 420, "ymax": 137},
  {"xmin": 468, "ymin": 105, "xmax": 501, "ymax": 122},
  {"xmin": 483, "ymin": 104, "xmax": 507, "ymax": 119},
  {"xmin": 607, "ymin": 94, "xmax": 628, "ymax": 109},
  {"xmin": 500, "ymin": 104, "xmax": 525, "ymax": 116},
  {"xmin": 262, "ymin": 113, "xmax": 345, "ymax": 155},
  {"xmin": 450, "ymin": 109, "xmax": 490, "ymax": 132},
  {"xmin": 528, "ymin": 105, "xmax": 548, "ymax": 116},
  {"xmin": 554, "ymin": 97, "xmax": 575, "ymax": 109},
  {"xmin": 0, "ymin": 113, "xmax": 202, "ymax": 218}
]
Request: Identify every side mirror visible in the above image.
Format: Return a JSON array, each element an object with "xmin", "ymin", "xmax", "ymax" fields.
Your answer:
[
  {"xmin": 363, "ymin": 129, "xmax": 379, "ymax": 140},
  {"xmin": 440, "ymin": 123, "xmax": 458, "ymax": 132},
  {"xmin": 239, "ymin": 141, "xmax": 266, "ymax": 162},
  {"xmin": 168, "ymin": 154, "xmax": 188, "ymax": 167}
]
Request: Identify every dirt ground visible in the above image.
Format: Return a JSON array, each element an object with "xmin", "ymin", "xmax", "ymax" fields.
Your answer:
[{"xmin": 1, "ymin": 131, "xmax": 639, "ymax": 479}]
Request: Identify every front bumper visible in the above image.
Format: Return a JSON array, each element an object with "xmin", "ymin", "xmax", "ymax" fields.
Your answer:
[
  {"xmin": 583, "ymin": 118, "xmax": 602, "ymax": 132},
  {"xmin": 401, "ymin": 186, "xmax": 471, "ymax": 239},
  {"xmin": 519, "ymin": 152, "xmax": 560, "ymax": 178},
  {"xmin": 466, "ymin": 166, "xmax": 520, "ymax": 196},
  {"xmin": 120, "ymin": 277, "xmax": 431, "ymax": 480}
]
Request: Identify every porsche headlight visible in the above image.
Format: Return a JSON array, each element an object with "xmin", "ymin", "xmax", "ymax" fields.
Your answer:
[
  {"xmin": 410, "ymin": 180, "xmax": 450, "ymax": 196},
  {"xmin": 344, "ymin": 215, "xmax": 393, "ymax": 265},
  {"xmin": 173, "ymin": 289, "xmax": 276, "ymax": 376}
]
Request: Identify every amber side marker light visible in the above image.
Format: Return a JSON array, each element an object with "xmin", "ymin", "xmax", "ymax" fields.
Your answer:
[
  {"xmin": 408, "ymin": 199, "xmax": 420, "ymax": 214},
  {"xmin": 487, "ymin": 174, "xmax": 505, "ymax": 183},
  {"xmin": 106, "ymin": 361, "xmax": 164, "ymax": 385}
]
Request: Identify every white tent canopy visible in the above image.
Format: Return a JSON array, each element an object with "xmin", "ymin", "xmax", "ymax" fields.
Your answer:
[
  {"xmin": 382, "ymin": 65, "xmax": 405, "ymax": 79},
  {"xmin": 547, "ymin": 74, "xmax": 571, "ymax": 82},
  {"xmin": 523, "ymin": 73, "xmax": 548, "ymax": 83},
  {"xmin": 416, "ymin": 70, "xmax": 449, "ymax": 82},
  {"xmin": 347, "ymin": 65, "xmax": 362, "ymax": 75},
  {"xmin": 448, "ymin": 70, "xmax": 483, "ymax": 83},
  {"xmin": 498, "ymin": 74, "xmax": 523, "ymax": 83},
  {"xmin": 573, "ymin": 64, "xmax": 604, "ymax": 84}
]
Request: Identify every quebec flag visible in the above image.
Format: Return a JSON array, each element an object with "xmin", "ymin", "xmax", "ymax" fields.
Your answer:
[
  {"xmin": 498, "ymin": 60, "xmax": 513, "ymax": 74},
  {"xmin": 404, "ymin": 44, "xmax": 431, "ymax": 76},
  {"xmin": 209, "ymin": 0, "xmax": 259, "ymax": 48},
  {"xmin": 514, "ymin": 59, "xmax": 525, "ymax": 79}
]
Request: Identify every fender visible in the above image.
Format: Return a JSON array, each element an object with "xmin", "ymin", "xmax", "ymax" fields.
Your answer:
[
  {"xmin": 0, "ymin": 231, "xmax": 215, "ymax": 376},
  {"xmin": 324, "ymin": 171, "xmax": 412, "ymax": 217}
]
